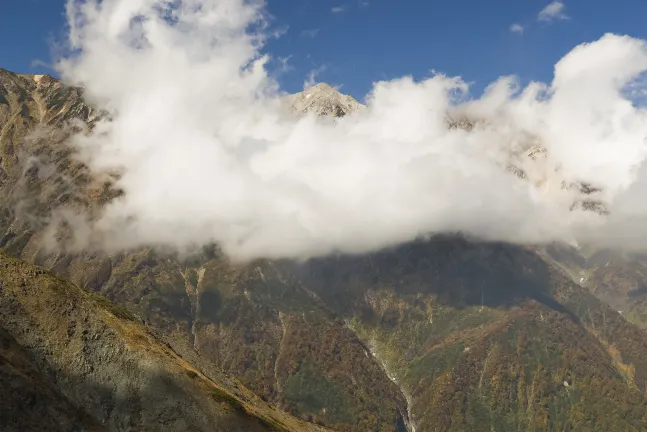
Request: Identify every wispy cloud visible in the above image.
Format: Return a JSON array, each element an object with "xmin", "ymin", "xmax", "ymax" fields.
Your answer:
[
  {"xmin": 300, "ymin": 28, "xmax": 320, "ymax": 38},
  {"xmin": 331, "ymin": 5, "xmax": 346, "ymax": 13},
  {"xmin": 538, "ymin": 1, "xmax": 569, "ymax": 22},
  {"xmin": 510, "ymin": 24, "xmax": 525, "ymax": 34},
  {"xmin": 275, "ymin": 56, "xmax": 293, "ymax": 74},
  {"xmin": 270, "ymin": 25, "xmax": 290, "ymax": 39},
  {"xmin": 30, "ymin": 59, "xmax": 53, "ymax": 70},
  {"xmin": 304, "ymin": 65, "xmax": 327, "ymax": 90},
  {"xmin": 358, "ymin": 0, "xmax": 369, "ymax": 7}
]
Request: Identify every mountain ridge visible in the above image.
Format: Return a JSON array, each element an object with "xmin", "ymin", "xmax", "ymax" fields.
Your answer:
[{"xmin": 2, "ymin": 67, "xmax": 647, "ymax": 431}]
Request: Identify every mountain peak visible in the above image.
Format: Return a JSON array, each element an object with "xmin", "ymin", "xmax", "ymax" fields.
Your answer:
[
  {"xmin": 287, "ymin": 82, "xmax": 364, "ymax": 118},
  {"xmin": 306, "ymin": 82, "xmax": 335, "ymax": 91}
]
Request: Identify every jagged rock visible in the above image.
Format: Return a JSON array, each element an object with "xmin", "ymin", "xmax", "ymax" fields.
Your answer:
[{"xmin": 286, "ymin": 83, "xmax": 364, "ymax": 118}]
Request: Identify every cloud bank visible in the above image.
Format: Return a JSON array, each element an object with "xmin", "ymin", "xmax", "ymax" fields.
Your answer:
[{"xmin": 55, "ymin": 0, "xmax": 647, "ymax": 261}]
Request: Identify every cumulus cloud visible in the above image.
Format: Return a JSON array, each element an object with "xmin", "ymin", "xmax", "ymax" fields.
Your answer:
[
  {"xmin": 55, "ymin": 0, "xmax": 647, "ymax": 261},
  {"xmin": 538, "ymin": 1, "xmax": 569, "ymax": 22},
  {"xmin": 510, "ymin": 24, "xmax": 525, "ymax": 34}
]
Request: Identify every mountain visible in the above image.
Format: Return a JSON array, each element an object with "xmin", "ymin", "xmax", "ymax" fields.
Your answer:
[
  {"xmin": 286, "ymin": 83, "xmax": 365, "ymax": 117},
  {"xmin": 0, "ymin": 69, "xmax": 409, "ymax": 431},
  {"xmin": 542, "ymin": 244, "xmax": 647, "ymax": 329},
  {"xmin": 0, "ymin": 253, "xmax": 328, "ymax": 432},
  {"xmin": 447, "ymin": 116, "xmax": 608, "ymax": 217},
  {"xmin": 2, "ymin": 68, "xmax": 647, "ymax": 431}
]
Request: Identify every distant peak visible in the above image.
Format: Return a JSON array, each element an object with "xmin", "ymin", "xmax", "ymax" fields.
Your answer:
[
  {"xmin": 311, "ymin": 82, "xmax": 334, "ymax": 90},
  {"xmin": 288, "ymin": 82, "xmax": 364, "ymax": 118},
  {"xmin": 304, "ymin": 82, "xmax": 337, "ymax": 93}
]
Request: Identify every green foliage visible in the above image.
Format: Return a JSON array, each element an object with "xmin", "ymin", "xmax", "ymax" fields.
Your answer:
[
  {"xmin": 186, "ymin": 268, "xmax": 199, "ymax": 287},
  {"xmin": 408, "ymin": 342, "xmax": 465, "ymax": 387},
  {"xmin": 623, "ymin": 310, "xmax": 647, "ymax": 329},
  {"xmin": 283, "ymin": 362, "xmax": 350, "ymax": 424},
  {"xmin": 197, "ymin": 289, "xmax": 222, "ymax": 322},
  {"xmin": 255, "ymin": 416, "xmax": 288, "ymax": 432},
  {"xmin": 2, "ymin": 231, "xmax": 31, "ymax": 258},
  {"xmin": 89, "ymin": 292, "xmax": 137, "ymax": 321},
  {"xmin": 209, "ymin": 388, "xmax": 245, "ymax": 412},
  {"xmin": 185, "ymin": 369, "xmax": 198, "ymax": 379}
]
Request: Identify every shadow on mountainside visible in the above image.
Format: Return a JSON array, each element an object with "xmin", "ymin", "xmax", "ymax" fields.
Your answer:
[
  {"xmin": 0, "ymin": 327, "xmax": 106, "ymax": 432},
  {"xmin": 0, "ymin": 323, "xmax": 284, "ymax": 432},
  {"xmin": 284, "ymin": 235, "xmax": 579, "ymax": 322}
]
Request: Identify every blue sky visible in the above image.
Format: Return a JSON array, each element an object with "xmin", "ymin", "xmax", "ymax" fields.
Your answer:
[{"xmin": 2, "ymin": 0, "xmax": 647, "ymax": 100}]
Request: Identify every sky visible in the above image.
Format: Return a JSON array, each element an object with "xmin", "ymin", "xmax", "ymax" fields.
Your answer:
[{"xmin": 2, "ymin": 0, "xmax": 647, "ymax": 101}]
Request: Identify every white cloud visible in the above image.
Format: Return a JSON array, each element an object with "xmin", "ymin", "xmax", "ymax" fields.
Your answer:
[
  {"xmin": 275, "ymin": 55, "xmax": 293, "ymax": 74},
  {"xmin": 303, "ymin": 65, "xmax": 327, "ymax": 90},
  {"xmin": 510, "ymin": 24, "xmax": 525, "ymax": 34},
  {"xmin": 300, "ymin": 28, "xmax": 320, "ymax": 38},
  {"xmin": 358, "ymin": 0, "xmax": 370, "ymax": 7},
  {"xmin": 56, "ymin": 0, "xmax": 647, "ymax": 261},
  {"xmin": 331, "ymin": 6, "xmax": 346, "ymax": 13},
  {"xmin": 271, "ymin": 25, "xmax": 290, "ymax": 39},
  {"xmin": 538, "ymin": 1, "xmax": 569, "ymax": 22}
]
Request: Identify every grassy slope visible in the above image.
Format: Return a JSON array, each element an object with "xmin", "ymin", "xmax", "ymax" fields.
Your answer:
[{"xmin": 0, "ymin": 252, "xmax": 329, "ymax": 432}]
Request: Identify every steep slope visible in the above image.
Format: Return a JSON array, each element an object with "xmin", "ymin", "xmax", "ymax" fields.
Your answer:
[
  {"xmin": 3, "ymin": 67, "xmax": 647, "ymax": 432},
  {"xmin": 0, "ymin": 68, "xmax": 409, "ymax": 431},
  {"xmin": 542, "ymin": 244, "xmax": 647, "ymax": 329},
  {"xmin": 282, "ymin": 239, "xmax": 647, "ymax": 431},
  {"xmin": 0, "ymin": 252, "xmax": 329, "ymax": 432},
  {"xmin": 1, "ymin": 327, "xmax": 106, "ymax": 432}
]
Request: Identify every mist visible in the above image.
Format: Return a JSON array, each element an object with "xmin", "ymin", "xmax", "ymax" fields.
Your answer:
[{"xmin": 54, "ymin": 0, "xmax": 647, "ymax": 261}]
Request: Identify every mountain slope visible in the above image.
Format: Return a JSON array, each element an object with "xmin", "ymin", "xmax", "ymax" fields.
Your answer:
[
  {"xmin": 2, "ymin": 68, "xmax": 647, "ymax": 431},
  {"xmin": 0, "ymin": 252, "xmax": 329, "ymax": 432},
  {"xmin": 283, "ymin": 239, "xmax": 647, "ymax": 431},
  {"xmin": 0, "ymin": 68, "xmax": 410, "ymax": 431},
  {"xmin": 1, "ymin": 326, "xmax": 106, "ymax": 432},
  {"xmin": 542, "ymin": 244, "xmax": 647, "ymax": 329}
]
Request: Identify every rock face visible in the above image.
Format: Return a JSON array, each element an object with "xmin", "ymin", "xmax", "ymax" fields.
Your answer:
[
  {"xmin": 1, "ymin": 326, "xmax": 106, "ymax": 432},
  {"xmin": 2, "ymin": 68, "xmax": 647, "ymax": 432},
  {"xmin": 448, "ymin": 116, "xmax": 609, "ymax": 216},
  {"xmin": 286, "ymin": 83, "xmax": 365, "ymax": 117}
]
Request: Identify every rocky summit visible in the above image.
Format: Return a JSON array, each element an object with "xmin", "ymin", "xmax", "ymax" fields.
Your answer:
[
  {"xmin": 2, "ymin": 68, "xmax": 647, "ymax": 432},
  {"xmin": 286, "ymin": 83, "xmax": 365, "ymax": 117}
]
